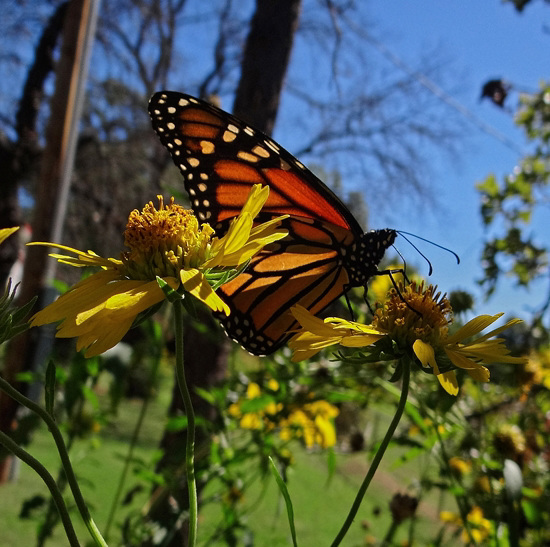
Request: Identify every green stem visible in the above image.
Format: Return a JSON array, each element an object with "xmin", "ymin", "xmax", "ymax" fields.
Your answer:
[
  {"xmin": 0, "ymin": 430, "xmax": 80, "ymax": 547},
  {"xmin": 380, "ymin": 519, "xmax": 399, "ymax": 547},
  {"xmin": 173, "ymin": 301, "xmax": 198, "ymax": 547},
  {"xmin": 330, "ymin": 359, "xmax": 410, "ymax": 547},
  {"xmin": 433, "ymin": 418, "xmax": 478, "ymax": 547},
  {"xmin": 0, "ymin": 375, "xmax": 107, "ymax": 547}
]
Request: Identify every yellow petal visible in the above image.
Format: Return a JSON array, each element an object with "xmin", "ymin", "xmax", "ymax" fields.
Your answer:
[
  {"xmin": 327, "ymin": 316, "xmax": 384, "ymax": 335},
  {"xmin": 30, "ymin": 270, "xmax": 122, "ymax": 326},
  {"xmin": 445, "ymin": 348, "xmax": 490, "ymax": 382},
  {"xmin": 205, "ymin": 215, "xmax": 288, "ymax": 268},
  {"xmin": 288, "ymin": 334, "xmax": 341, "ymax": 362},
  {"xmin": 104, "ymin": 278, "xmax": 177, "ymax": 312},
  {"xmin": 466, "ymin": 366, "xmax": 490, "ymax": 382},
  {"xmin": 445, "ymin": 314, "xmax": 503, "ymax": 344},
  {"xmin": 241, "ymin": 184, "xmax": 269, "ymax": 218},
  {"xmin": 28, "ymin": 242, "xmax": 117, "ymax": 268},
  {"xmin": 412, "ymin": 339, "xmax": 440, "ymax": 374},
  {"xmin": 219, "ymin": 213, "xmax": 254, "ymax": 254},
  {"xmin": 0, "ymin": 227, "xmax": 19, "ymax": 245},
  {"xmin": 180, "ymin": 269, "xmax": 230, "ymax": 315},
  {"xmin": 30, "ymin": 271, "xmax": 180, "ymax": 357},
  {"xmin": 462, "ymin": 318, "xmax": 524, "ymax": 346},
  {"xmin": 340, "ymin": 332, "xmax": 385, "ymax": 347},
  {"xmin": 437, "ymin": 371, "xmax": 459, "ymax": 396}
]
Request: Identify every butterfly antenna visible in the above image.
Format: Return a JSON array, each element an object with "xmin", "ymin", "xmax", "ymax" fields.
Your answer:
[
  {"xmin": 397, "ymin": 230, "xmax": 461, "ymax": 270},
  {"xmin": 391, "ymin": 246, "xmax": 411, "ymax": 282}
]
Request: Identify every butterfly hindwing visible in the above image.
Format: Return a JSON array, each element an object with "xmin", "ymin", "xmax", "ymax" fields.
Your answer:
[{"xmin": 217, "ymin": 215, "xmax": 356, "ymax": 354}]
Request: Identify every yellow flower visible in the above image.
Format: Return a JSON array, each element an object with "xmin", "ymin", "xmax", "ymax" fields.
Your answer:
[
  {"xmin": 520, "ymin": 348, "xmax": 550, "ymax": 392},
  {"xmin": 229, "ymin": 380, "xmax": 339, "ymax": 449},
  {"xmin": 440, "ymin": 506, "xmax": 492, "ymax": 544},
  {"xmin": 0, "ymin": 226, "xmax": 19, "ymax": 245},
  {"xmin": 30, "ymin": 186, "xmax": 287, "ymax": 357},
  {"xmin": 228, "ymin": 381, "xmax": 282, "ymax": 430},
  {"xmin": 289, "ymin": 282, "xmax": 526, "ymax": 395},
  {"xmin": 493, "ymin": 423, "xmax": 526, "ymax": 459},
  {"xmin": 279, "ymin": 400, "xmax": 339, "ymax": 449},
  {"xmin": 449, "ymin": 456, "xmax": 472, "ymax": 476}
]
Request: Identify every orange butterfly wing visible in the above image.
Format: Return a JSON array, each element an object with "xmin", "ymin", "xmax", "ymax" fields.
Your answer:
[{"xmin": 149, "ymin": 92, "xmax": 395, "ymax": 354}]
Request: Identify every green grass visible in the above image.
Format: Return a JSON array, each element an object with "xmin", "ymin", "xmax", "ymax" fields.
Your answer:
[{"xmin": 0, "ymin": 378, "xmax": 457, "ymax": 547}]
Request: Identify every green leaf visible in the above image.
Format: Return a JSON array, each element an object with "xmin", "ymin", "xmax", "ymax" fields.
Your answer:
[
  {"xmin": 156, "ymin": 276, "xmax": 183, "ymax": 303},
  {"xmin": 521, "ymin": 499, "xmax": 543, "ymax": 527},
  {"xmin": 44, "ymin": 361, "xmax": 56, "ymax": 418},
  {"xmin": 269, "ymin": 457, "xmax": 298, "ymax": 547},
  {"xmin": 81, "ymin": 385, "xmax": 99, "ymax": 411},
  {"xmin": 165, "ymin": 415, "xmax": 188, "ymax": 432},
  {"xmin": 476, "ymin": 173, "xmax": 499, "ymax": 196},
  {"xmin": 239, "ymin": 394, "xmax": 276, "ymax": 413}
]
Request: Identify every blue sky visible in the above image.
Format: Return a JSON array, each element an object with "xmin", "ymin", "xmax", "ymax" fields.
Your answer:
[{"xmin": 361, "ymin": 0, "xmax": 549, "ymax": 320}]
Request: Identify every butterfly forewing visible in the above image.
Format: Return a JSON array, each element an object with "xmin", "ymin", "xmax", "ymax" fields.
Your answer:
[{"xmin": 149, "ymin": 92, "xmax": 363, "ymax": 233}]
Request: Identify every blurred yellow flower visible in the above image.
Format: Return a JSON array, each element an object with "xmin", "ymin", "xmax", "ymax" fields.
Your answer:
[
  {"xmin": 520, "ymin": 348, "xmax": 550, "ymax": 392},
  {"xmin": 279, "ymin": 400, "xmax": 339, "ymax": 449},
  {"xmin": 289, "ymin": 282, "xmax": 526, "ymax": 395},
  {"xmin": 228, "ymin": 381, "xmax": 282, "ymax": 430},
  {"xmin": 228, "ymin": 380, "xmax": 339, "ymax": 449},
  {"xmin": 449, "ymin": 456, "xmax": 472, "ymax": 476},
  {"xmin": 440, "ymin": 506, "xmax": 492, "ymax": 544},
  {"xmin": 30, "ymin": 185, "xmax": 287, "ymax": 357}
]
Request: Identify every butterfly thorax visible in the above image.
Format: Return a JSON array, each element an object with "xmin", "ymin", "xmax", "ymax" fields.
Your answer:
[{"xmin": 343, "ymin": 229, "xmax": 397, "ymax": 287}]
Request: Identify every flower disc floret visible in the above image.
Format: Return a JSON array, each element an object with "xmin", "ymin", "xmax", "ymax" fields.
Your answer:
[
  {"xmin": 372, "ymin": 282, "xmax": 452, "ymax": 348},
  {"xmin": 122, "ymin": 196, "xmax": 214, "ymax": 280}
]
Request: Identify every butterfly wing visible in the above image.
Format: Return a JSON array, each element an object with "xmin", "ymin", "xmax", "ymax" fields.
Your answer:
[
  {"xmin": 149, "ymin": 91, "xmax": 393, "ymax": 355},
  {"xmin": 148, "ymin": 92, "xmax": 363, "ymax": 234},
  {"xmin": 218, "ymin": 215, "xmax": 360, "ymax": 354}
]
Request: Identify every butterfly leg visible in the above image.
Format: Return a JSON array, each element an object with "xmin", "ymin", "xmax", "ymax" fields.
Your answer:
[
  {"xmin": 343, "ymin": 286, "xmax": 356, "ymax": 321},
  {"xmin": 369, "ymin": 268, "xmax": 422, "ymax": 317}
]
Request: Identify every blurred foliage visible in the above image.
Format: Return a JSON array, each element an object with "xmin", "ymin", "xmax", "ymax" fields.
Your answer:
[
  {"xmin": 0, "ymin": 280, "xmax": 35, "ymax": 346},
  {"xmin": 477, "ymin": 82, "xmax": 550, "ymax": 316}
]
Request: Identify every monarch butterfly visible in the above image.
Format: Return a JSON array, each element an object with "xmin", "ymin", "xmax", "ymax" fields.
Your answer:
[{"xmin": 148, "ymin": 92, "xmax": 397, "ymax": 355}]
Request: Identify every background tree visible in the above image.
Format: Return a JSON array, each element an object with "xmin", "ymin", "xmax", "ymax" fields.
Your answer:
[{"xmin": 477, "ymin": 0, "xmax": 550, "ymax": 346}]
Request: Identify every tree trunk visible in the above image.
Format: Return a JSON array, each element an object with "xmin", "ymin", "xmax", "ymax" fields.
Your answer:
[
  {"xmin": 0, "ymin": 1, "xmax": 68, "ymax": 288},
  {"xmin": 0, "ymin": 0, "xmax": 86, "ymax": 482},
  {"xmin": 233, "ymin": 0, "xmax": 302, "ymax": 134}
]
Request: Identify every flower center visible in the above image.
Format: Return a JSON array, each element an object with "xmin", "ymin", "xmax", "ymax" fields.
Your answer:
[
  {"xmin": 121, "ymin": 196, "xmax": 214, "ymax": 280},
  {"xmin": 372, "ymin": 281, "xmax": 452, "ymax": 347}
]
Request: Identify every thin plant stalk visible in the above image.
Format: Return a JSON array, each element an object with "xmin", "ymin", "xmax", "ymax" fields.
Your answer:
[
  {"xmin": 173, "ymin": 301, "xmax": 198, "ymax": 547},
  {"xmin": 0, "ymin": 375, "xmax": 107, "ymax": 547},
  {"xmin": 0, "ymin": 430, "xmax": 80, "ymax": 547},
  {"xmin": 433, "ymin": 418, "xmax": 478, "ymax": 547},
  {"xmin": 330, "ymin": 359, "xmax": 411, "ymax": 547}
]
